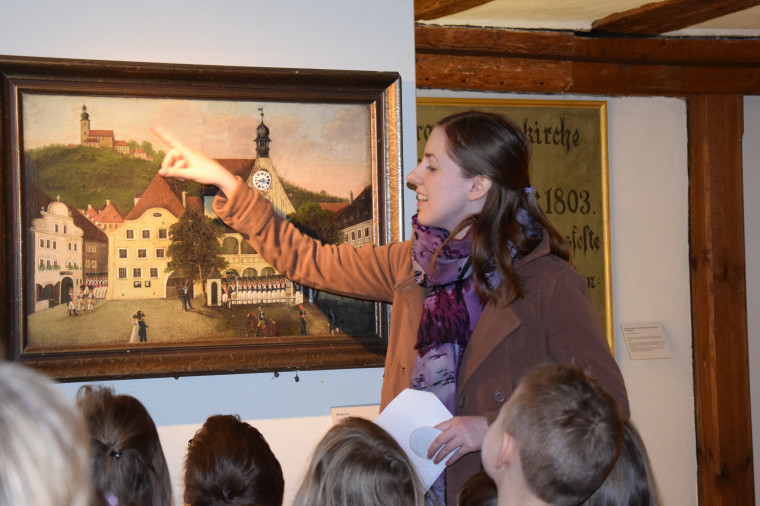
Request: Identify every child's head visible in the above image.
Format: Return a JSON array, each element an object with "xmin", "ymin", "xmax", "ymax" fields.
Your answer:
[
  {"xmin": 583, "ymin": 419, "xmax": 661, "ymax": 506},
  {"xmin": 76, "ymin": 385, "xmax": 172, "ymax": 506},
  {"xmin": 482, "ymin": 364, "xmax": 624, "ymax": 506},
  {"xmin": 293, "ymin": 416, "xmax": 425, "ymax": 506},
  {"xmin": 184, "ymin": 414, "xmax": 284, "ymax": 506},
  {"xmin": 0, "ymin": 361, "xmax": 92, "ymax": 506}
]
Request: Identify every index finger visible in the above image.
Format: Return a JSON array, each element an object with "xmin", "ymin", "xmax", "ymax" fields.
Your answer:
[{"xmin": 150, "ymin": 125, "xmax": 182, "ymax": 149}]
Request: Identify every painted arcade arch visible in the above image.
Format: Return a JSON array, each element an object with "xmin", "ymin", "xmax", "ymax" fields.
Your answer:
[
  {"xmin": 241, "ymin": 267, "xmax": 258, "ymax": 278},
  {"xmin": 260, "ymin": 267, "xmax": 277, "ymax": 277},
  {"xmin": 222, "ymin": 236, "xmax": 239, "ymax": 254}
]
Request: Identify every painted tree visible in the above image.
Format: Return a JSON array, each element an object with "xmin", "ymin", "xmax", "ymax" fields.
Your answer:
[
  {"xmin": 166, "ymin": 212, "xmax": 228, "ymax": 303},
  {"xmin": 287, "ymin": 201, "xmax": 340, "ymax": 244}
]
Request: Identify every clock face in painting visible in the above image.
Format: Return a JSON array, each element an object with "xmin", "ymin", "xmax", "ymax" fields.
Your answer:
[{"xmin": 252, "ymin": 170, "xmax": 272, "ymax": 191}]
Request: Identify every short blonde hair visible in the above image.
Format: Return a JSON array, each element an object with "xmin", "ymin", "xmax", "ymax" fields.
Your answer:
[
  {"xmin": 293, "ymin": 417, "xmax": 425, "ymax": 506},
  {"xmin": 0, "ymin": 361, "xmax": 92, "ymax": 506}
]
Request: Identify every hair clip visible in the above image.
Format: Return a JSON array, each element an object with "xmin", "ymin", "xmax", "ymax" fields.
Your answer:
[
  {"xmin": 110, "ymin": 450, "xmax": 122, "ymax": 460},
  {"xmin": 524, "ymin": 186, "xmax": 536, "ymax": 194}
]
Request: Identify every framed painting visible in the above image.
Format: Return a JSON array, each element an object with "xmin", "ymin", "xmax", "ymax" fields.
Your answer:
[
  {"xmin": 417, "ymin": 97, "xmax": 613, "ymax": 350},
  {"xmin": 0, "ymin": 55, "xmax": 403, "ymax": 380}
]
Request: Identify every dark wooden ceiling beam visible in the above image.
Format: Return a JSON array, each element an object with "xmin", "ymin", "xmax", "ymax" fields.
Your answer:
[
  {"xmin": 416, "ymin": 25, "xmax": 760, "ymax": 64},
  {"xmin": 415, "ymin": 25, "xmax": 760, "ymax": 95},
  {"xmin": 414, "ymin": 0, "xmax": 492, "ymax": 21},
  {"xmin": 416, "ymin": 53, "xmax": 574, "ymax": 92},
  {"xmin": 575, "ymin": 36, "xmax": 760, "ymax": 66},
  {"xmin": 591, "ymin": 0, "xmax": 760, "ymax": 35},
  {"xmin": 415, "ymin": 26, "xmax": 576, "ymax": 58}
]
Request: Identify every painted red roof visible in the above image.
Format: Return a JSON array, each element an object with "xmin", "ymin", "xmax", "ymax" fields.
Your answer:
[
  {"xmin": 89, "ymin": 129, "xmax": 114, "ymax": 137},
  {"xmin": 97, "ymin": 201, "xmax": 125, "ymax": 223},
  {"xmin": 217, "ymin": 159, "xmax": 255, "ymax": 179},
  {"xmin": 186, "ymin": 196, "xmax": 204, "ymax": 214},
  {"xmin": 124, "ymin": 173, "xmax": 186, "ymax": 221},
  {"xmin": 319, "ymin": 202, "xmax": 350, "ymax": 214}
]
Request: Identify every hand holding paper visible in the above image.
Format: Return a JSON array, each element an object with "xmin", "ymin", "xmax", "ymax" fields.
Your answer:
[{"xmin": 374, "ymin": 389, "xmax": 457, "ymax": 490}]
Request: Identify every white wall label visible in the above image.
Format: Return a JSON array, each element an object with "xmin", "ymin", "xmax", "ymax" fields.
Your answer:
[
  {"xmin": 620, "ymin": 322, "xmax": 672, "ymax": 360},
  {"xmin": 330, "ymin": 404, "xmax": 379, "ymax": 424}
]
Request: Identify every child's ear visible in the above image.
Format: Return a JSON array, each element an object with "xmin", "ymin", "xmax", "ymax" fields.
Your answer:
[
  {"xmin": 496, "ymin": 432, "xmax": 517, "ymax": 468},
  {"xmin": 468, "ymin": 175, "xmax": 492, "ymax": 201}
]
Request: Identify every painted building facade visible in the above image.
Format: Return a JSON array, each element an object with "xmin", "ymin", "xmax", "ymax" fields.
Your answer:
[
  {"xmin": 30, "ymin": 196, "xmax": 84, "ymax": 312},
  {"xmin": 106, "ymin": 175, "xmax": 194, "ymax": 300}
]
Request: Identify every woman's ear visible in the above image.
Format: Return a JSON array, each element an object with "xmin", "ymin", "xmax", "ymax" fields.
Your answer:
[{"xmin": 468, "ymin": 176, "xmax": 492, "ymax": 201}]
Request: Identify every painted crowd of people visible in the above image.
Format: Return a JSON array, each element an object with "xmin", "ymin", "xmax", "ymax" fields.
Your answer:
[
  {"xmin": 66, "ymin": 283, "xmax": 99, "ymax": 316},
  {"xmin": 221, "ymin": 275, "xmax": 294, "ymax": 307},
  {"xmin": 83, "ymin": 273, "xmax": 108, "ymax": 299}
]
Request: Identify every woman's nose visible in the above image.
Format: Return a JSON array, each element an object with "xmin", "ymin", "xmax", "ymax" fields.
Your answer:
[{"xmin": 407, "ymin": 162, "xmax": 422, "ymax": 185}]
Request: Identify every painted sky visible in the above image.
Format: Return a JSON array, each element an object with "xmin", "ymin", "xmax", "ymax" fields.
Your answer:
[{"xmin": 22, "ymin": 94, "xmax": 373, "ymax": 199}]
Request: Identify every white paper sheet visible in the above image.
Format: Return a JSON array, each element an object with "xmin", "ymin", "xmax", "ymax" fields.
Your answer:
[{"xmin": 374, "ymin": 388, "xmax": 454, "ymax": 490}]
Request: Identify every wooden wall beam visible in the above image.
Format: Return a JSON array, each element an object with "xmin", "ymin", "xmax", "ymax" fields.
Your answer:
[
  {"xmin": 415, "ymin": 26, "xmax": 576, "ymax": 58},
  {"xmin": 414, "ymin": 0, "xmax": 491, "ymax": 21},
  {"xmin": 591, "ymin": 0, "xmax": 760, "ymax": 36},
  {"xmin": 415, "ymin": 53, "xmax": 573, "ymax": 93},
  {"xmin": 415, "ymin": 25, "xmax": 760, "ymax": 95},
  {"xmin": 688, "ymin": 94, "xmax": 754, "ymax": 506},
  {"xmin": 571, "ymin": 61, "xmax": 760, "ymax": 95}
]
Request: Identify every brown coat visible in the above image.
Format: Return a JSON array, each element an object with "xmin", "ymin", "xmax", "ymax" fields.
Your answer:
[{"xmin": 214, "ymin": 179, "xmax": 629, "ymax": 504}]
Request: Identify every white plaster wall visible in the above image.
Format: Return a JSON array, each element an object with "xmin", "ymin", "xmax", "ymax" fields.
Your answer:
[
  {"xmin": 607, "ymin": 97, "xmax": 697, "ymax": 505},
  {"xmin": 6, "ymin": 2, "xmax": 754, "ymax": 505},
  {"xmin": 744, "ymin": 95, "xmax": 760, "ymax": 503}
]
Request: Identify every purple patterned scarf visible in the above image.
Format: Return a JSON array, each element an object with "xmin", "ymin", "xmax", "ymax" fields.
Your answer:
[
  {"xmin": 409, "ymin": 215, "xmax": 489, "ymax": 416},
  {"xmin": 408, "ymin": 209, "xmax": 541, "ymax": 414}
]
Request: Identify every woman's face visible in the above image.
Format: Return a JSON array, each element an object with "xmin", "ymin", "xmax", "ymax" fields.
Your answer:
[{"xmin": 407, "ymin": 126, "xmax": 484, "ymax": 233}]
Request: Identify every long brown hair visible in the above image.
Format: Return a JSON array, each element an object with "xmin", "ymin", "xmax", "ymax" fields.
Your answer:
[
  {"xmin": 436, "ymin": 110, "xmax": 570, "ymax": 305},
  {"xmin": 76, "ymin": 385, "xmax": 172, "ymax": 506},
  {"xmin": 185, "ymin": 414, "xmax": 284, "ymax": 506}
]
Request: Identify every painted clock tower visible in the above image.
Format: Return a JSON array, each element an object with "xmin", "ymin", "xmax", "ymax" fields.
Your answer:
[{"xmin": 246, "ymin": 108, "xmax": 295, "ymax": 217}]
